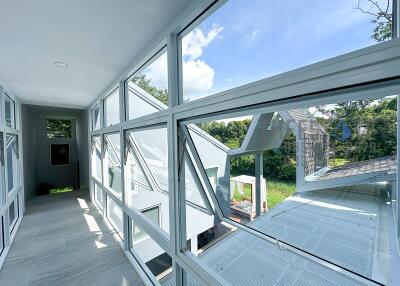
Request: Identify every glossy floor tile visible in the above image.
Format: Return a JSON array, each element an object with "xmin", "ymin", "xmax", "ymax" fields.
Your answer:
[{"xmin": 0, "ymin": 190, "xmax": 145, "ymax": 286}]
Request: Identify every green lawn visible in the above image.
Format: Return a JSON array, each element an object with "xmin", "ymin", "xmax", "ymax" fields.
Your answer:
[
  {"xmin": 49, "ymin": 186, "xmax": 73, "ymax": 194},
  {"xmin": 266, "ymin": 180, "xmax": 296, "ymax": 209}
]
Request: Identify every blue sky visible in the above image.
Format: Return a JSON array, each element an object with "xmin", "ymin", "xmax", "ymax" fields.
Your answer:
[
  {"xmin": 183, "ymin": 0, "xmax": 384, "ymax": 99},
  {"xmin": 144, "ymin": 0, "xmax": 389, "ymax": 101}
]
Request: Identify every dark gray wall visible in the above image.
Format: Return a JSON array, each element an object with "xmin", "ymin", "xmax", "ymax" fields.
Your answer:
[{"xmin": 21, "ymin": 104, "xmax": 88, "ymax": 199}]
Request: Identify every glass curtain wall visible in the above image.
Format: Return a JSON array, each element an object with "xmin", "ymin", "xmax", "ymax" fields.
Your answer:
[
  {"xmin": 0, "ymin": 88, "xmax": 23, "ymax": 269},
  {"xmin": 88, "ymin": 1, "xmax": 399, "ymax": 286}
]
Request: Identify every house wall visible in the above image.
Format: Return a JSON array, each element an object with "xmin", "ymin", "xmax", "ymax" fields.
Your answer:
[
  {"xmin": 190, "ymin": 127, "xmax": 231, "ymax": 215},
  {"xmin": 21, "ymin": 104, "xmax": 89, "ymax": 198},
  {"xmin": 303, "ymin": 132, "xmax": 329, "ymax": 176}
]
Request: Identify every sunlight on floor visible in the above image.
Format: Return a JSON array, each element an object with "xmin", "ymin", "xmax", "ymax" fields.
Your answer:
[
  {"xmin": 291, "ymin": 196, "xmax": 364, "ymax": 212},
  {"xmin": 121, "ymin": 276, "xmax": 128, "ymax": 286},
  {"xmin": 94, "ymin": 240, "xmax": 108, "ymax": 249},
  {"xmin": 84, "ymin": 213, "xmax": 101, "ymax": 232},
  {"xmin": 77, "ymin": 198, "xmax": 89, "ymax": 209}
]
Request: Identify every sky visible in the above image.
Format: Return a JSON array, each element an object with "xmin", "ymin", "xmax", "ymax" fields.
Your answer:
[{"xmin": 142, "ymin": 0, "xmax": 390, "ymax": 101}]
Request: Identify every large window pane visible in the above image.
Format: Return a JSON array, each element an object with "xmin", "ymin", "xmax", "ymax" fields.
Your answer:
[
  {"xmin": 128, "ymin": 50, "xmax": 168, "ymax": 119},
  {"xmin": 4, "ymin": 95, "xmax": 15, "ymax": 128},
  {"xmin": 91, "ymin": 136, "xmax": 102, "ymax": 182},
  {"xmin": 130, "ymin": 217, "xmax": 172, "ymax": 282},
  {"xmin": 125, "ymin": 127, "xmax": 170, "ymax": 235},
  {"xmin": 181, "ymin": 0, "xmax": 393, "ymax": 101},
  {"xmin": 6, "ymin": 134, "xmax": 19, "ymax": 192},
  {"xmin": 103, "ymin": 133, "xmax": 122, "ymax": 198},
  {"xmin": 91, "ymin": 104, "xmax": 101, "ymax": 130},
  {"xmin": 107, "ymin": 197, "xmax": 123, "ymax": 238},
  {"xmin": 184, "ymin": 92, "xmax": 398, "ymax": 284},
  {"xmin": 131, "ymin": 127, "xmax": 168, "ymax": 191},
  {"xmin": 104, "ymin": 89, "xmax": 120, "ymax": 127}
]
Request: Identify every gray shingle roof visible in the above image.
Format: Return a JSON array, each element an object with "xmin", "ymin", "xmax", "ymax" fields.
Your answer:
[{"xmin": 317, "ymin": 156, "xmax": 397, "ymax": 180}]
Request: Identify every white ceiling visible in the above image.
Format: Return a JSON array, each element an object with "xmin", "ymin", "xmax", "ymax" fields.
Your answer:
[{"xmin": 0, "ymin": 0, "xmax": 195, "ymax": 108}]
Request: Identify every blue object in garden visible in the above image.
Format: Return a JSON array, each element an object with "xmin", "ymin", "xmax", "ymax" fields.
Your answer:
[{"xmin": 332, "ymin": 119, "xmax": 352, "ymax": 141}]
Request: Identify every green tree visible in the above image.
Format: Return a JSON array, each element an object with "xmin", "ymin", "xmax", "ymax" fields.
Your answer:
[
  {"xmin": 357, "ymin": 0, "xmax": 392, "ymax": 42},
  {"xmin": 316, "ymin": 97, "xmax": 397, "ymax": 162},
  {"xmin": 198, "ymin": 119, "xmax": 252, "ymax": 149},
  {"xmin": 131, "ymin": 74, "xmax": 168, "ymax": 105}
]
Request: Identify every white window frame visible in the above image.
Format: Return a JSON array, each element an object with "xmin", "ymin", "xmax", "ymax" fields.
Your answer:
[
  {"xmin": 4, "ymin": 95, "xmax": 15, "ymax": 129},
  {"xmin": 5, "ymin": 134, "xmax": 19, "ymax": 194},
  {"xmin": 0, "ymin": 85, "xmax": 23, "ymax": 273}
]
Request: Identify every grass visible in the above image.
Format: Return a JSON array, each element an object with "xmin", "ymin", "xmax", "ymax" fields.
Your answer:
[
  {"xmin": 329, "ymin": 158, "xmax": 350, "ymax": 168},
  {"xmin": 49, "ymin": 186, "xmax": 73, "ymax": 194},
  {"xmin": 266, "ymin": 179, "xmax": 296, "ymax": 210},
  {"xmin": 231, "ymin": 179, "xmax": 296, "ymax": 210}
]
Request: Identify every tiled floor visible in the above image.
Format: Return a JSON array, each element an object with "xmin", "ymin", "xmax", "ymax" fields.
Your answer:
[{"xmin": 0, "ymin": 190, "xmax": 144, "ymax": 286}]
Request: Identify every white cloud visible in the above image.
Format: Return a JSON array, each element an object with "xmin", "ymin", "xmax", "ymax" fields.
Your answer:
[
  {"xmin": 182, "ymin": 24, "xmax": 223, "ymax": 60},
  {"xmin": 143, "ymin": 52, "xmax": 168, "ymax": 90},
  {"xmin": 181, "ymin": 24, "xmax": 223, "ymax": 99},
  {"xmin": 182, "ymin": 59, "xmax": 214, "ymax": 100},
  {"xmin": 141, "ymin": 24, "xmax": 223, "ymax": 100}
]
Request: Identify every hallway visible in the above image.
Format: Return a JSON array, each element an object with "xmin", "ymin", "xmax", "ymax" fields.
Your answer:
[{"xmin": 0, "ymin": 190, "xmax": 144, "ymax": 286}]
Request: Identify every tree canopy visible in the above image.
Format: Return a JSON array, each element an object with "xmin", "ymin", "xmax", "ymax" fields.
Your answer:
[
  {"xmin": 357, "ymin": 0, "xmax": 392, "ymax": 42},
  {"xmin": 316, "ymin": 97, "xmax": 397, "ymax": 161},
  {"xmin": 46, "ymin": 119, "xmax": 72, "ymax": 139},
  {"xmin": 132, "ymin": 74, "xmax": 168, "ymax": 105}
]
